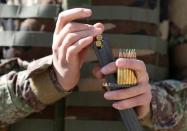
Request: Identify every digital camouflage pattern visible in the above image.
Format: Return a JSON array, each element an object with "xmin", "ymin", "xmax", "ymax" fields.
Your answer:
[
  {"xmin": 148, "ymin": 80, "xmax": 187, "ymax": 130},
  {"xmin": 0, "ymin": 55, "xmax": 68, "ymax": 128},
  {"xmin": 1, "ymin": 56, "xmax": 187, "ymax": 131}
]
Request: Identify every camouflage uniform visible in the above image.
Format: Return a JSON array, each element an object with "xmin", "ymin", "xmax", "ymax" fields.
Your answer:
[
  {"xmin": 141, "ymin": 80, "xmax": 187, "ymax": 131},
  {"xmin": 0, "ymin": 55, "xmax": 69, "ymax": 129},
  {"xmin": 1, "ymin": 59, "xmax": 187, "ymax": 131},
  {"xmin": 141, "ymin": 0, "xmax": 187, "ymax": 130},
  {"xmin": 0, "ymin": 1, "xmax": 187, "ymax": 131}
]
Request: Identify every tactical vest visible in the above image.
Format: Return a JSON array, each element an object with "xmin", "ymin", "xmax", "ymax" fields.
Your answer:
[
  {"xmin": 169, "ymin": 0, "xmax": 187, "ymax": 80},
  {"xmin": 63, "ymin": 0, "xmax": 169, "ymax": 131},
  {"xmin": 0, "ymin": 0, "xmax": 65, "ymax": 131}
]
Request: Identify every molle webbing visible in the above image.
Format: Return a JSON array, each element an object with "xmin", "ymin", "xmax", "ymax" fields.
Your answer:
[
  {"xmin": 65, "ymin": 92, "xmax": 125, "ymax": 131},
  {"xmin": 0, "ymin": 3, "xmax": 61, "ymax": 47},
  {"xmin": 102, "ymin": 34, "xmax": 167, "ymax": 55},
  {"xmin": 0, "ymin": 4, "xmax": 60, "ymax": 18},
  {"xmin": 61, "ymin": 0, "xmax": 167, "ymax": 131},
  {"xmin": 88, "ymin": 6, "xmax": 159, "ymax": 24},
  {"xmin": 63, "ymin": 0, "xmax": 158, "ymax": 9},
  {"xmin": 0, "ymin": 32, "xmax": 167, "ymax": 53},
  {"xmin": 0, "ymin": 2, "xmax": 65, "ymax": 131},
  {"xmin": 63, "ymin": 0, "xmax": 168, "ymax": 82},
  {"xmin": 81, "ymin": 63, "xmax": 168, "ymax": 82},
  {"xmin": 83, "ymin": 20, "xmax": 158, "ymax": 36},
  {"xmin": 0, "ymin": 31, "xmax": 53, "ymax": 47}
]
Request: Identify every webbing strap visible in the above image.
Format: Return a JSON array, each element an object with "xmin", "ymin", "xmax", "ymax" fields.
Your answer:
[
  {"xmin": 63, "ymin": 0, "xmax": 91, "ymax": 9},
  {"xmin": 0, "ymin": 31, "xmax": 167, "ymax": 55},
  {"xmin": 63, "ymin": 5, "xmax": 159, "ymax": 24},
  {"xmin": 104, "ymin": 34, "xmax": 168, "ymax": 55},
  {"xmin": 54, "ymin": 100, "xmax": 65, "ymax": 131},
  {"xmin": 0, "ymin": 31, "xmax": 53, "ymax": 47},
  {"xmin": 81, "ymin": 63, "xmax": 168, "ymax": 81},
  {"xmin": 90, "ymin": 6, "xmax": 159, "ymax": 24},
  {"xmin": 66, "ymin": 92, "xmax": 111, "ymax": 107},
  {"xmin": 0, "ymin": 32, "xmax": 167, "ymax": 54},
  {"xmin": 146, "ymin": 64, "xmax": 168, "ymax": 81},
  {"xmin": 0, "ymin": 4, "xmax": 60, "ymax": 18},
  {"xmin": 66, "ymin": 120, "xmax": 124, "ymax": 131}
]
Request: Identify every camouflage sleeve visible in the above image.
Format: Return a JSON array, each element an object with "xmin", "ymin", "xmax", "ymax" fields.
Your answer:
[
  {"xmin": 0, "ymin": 55, "xmax": 70, "ymax": 127},
  {"xmin": 142, "ymin": 80, "xmax": 187, "ymax": 130}
]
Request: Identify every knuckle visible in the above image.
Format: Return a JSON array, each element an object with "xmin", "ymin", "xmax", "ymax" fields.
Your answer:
[
  {"xmin": 67, "ymin": 47, "xmax": 75, "ymax": 57},
  {"xmin": 135, "ymin": 98, "xmax": 142, "ymax": 105},
  {"xmin": 78, "ymin": 38, "xmax": 86, "ymax": 44},
  {"xmin": 136, "ymin": 87, "xmax": 143, "ymax": 95},
  {"xmin": 144, "ymin": 72, "xmax": 149, "ymax": 82},
  {"xmin": 58, "ymin": 12, "xmax": 64, "ymax": 20},
  {"xmin": 140, "ymin": 73, "xmax": 149, "ymax": 83},
  {"xmin": 65, "ymin": 23, "xmax": 74, "ymax": 31},
  {"xmin": 139, "ymin": 83, "xmax": 147, "ymax": 92},
  {"xmin": 62, "ymin": 43, "xmax": 68, "ymax": 51},
  {"xmin": 144, "ymin": 92, "xmax": 152, "ymax": 104},
  {"xmin": 127, "ymin": 59, "xmax": 135, "ymax": 67},
  {"xmin": 65, "ymin": 33, "xmax": 76, "ymax": 44},
  {"xmin": 138, "ymin": 60, "xmax": 146, "ymax": 70},
  {"xmin": 52, "ymin": 45, "xmax": 57, "ymax": 53},
  {"xmin": 147, "ymin": 91, "xmax": 152, "ymax": 102}
]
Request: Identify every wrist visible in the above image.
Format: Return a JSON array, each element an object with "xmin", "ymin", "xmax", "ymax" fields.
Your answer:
[{"xmin": 50, "ymin": 65, "xmax": 74, "ymax": 92}]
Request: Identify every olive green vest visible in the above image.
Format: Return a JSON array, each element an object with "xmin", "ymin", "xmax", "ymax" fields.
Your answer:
[
  {"xmin": 0, "ymin": 0, "xmax": 168, "ymax": 131},
  {"xmin": 63, "ymin": 0, "xmax": 168, "ymax": 131}
]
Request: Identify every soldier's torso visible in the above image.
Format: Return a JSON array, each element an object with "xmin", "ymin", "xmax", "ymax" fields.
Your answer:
[{"xmin": 62, "ymin": 0, "xmax": 169, "ymax": 131}]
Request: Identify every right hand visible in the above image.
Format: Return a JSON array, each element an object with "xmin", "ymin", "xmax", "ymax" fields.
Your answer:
[
  {"xmin": 52, "ymin": 8, "xmax": 104, "ymax": 91},
  {"xmin": 93, "ymin": 59, "xmax": 152, "ymax": 119}
]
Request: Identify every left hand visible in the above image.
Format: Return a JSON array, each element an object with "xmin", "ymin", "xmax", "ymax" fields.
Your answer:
[
  {"xmin": 52, "ymin": 8, "xmax": 104, "ymax": 91},
  {"xmin": 93, "ymin": 58, "xmax": 152, "ymax": 119}
]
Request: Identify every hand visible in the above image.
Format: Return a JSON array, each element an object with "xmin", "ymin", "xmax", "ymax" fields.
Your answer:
[
  {"xmin": 93, "ymin": 58, "xmax": 152, "ymax": 119},
  {"xmin": 52, "ymin": 8, "xmax": 104, "ymax": 91}
]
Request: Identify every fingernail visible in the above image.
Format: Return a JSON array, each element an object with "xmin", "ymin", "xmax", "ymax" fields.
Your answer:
[
  {"xmin": 101, "ymin": 67, "xmax": 107, "ymax": 74},
  {"xmin": 84, "ymin": 9, "xmax": 92, "ymax": 14},
  {"xmin": 104, "ymin": 92, "xmax": 111, "ymax": 99},
  {"xmin": 97, "ymin": 28, "xmax": 103, "ymax": 33},
  {"xmin": 112, "ymin": 103, "xmax": 120, "ymax": 110},
  {"xmin": 116, "ymin": 58, "xmax": 126, "ymax": 67}
]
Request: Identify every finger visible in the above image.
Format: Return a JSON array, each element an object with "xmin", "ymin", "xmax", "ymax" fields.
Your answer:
[
  {"xmin": 54, "ymin": 8, "xmax": 92, "ymax": 34},
  {"xmin": 66, "ymin": 36, "xmax": 94, "ymax": 62},
  {"xmin": 79, "ymin": 46, "xmax": 90, "ymax": 67},
  {"xmin": 104, "ymin": 84, "xmax": 150, "ymax": 101},
  {"xmin": 53, "ymin": 22, "xmax": 93, "ymax": 49},
  {"xmin": 136, "ymin": 104, "xmax": 150, "ymax": 119},
  {"xmin": 94, "ymin": 23, "xmax": 105, "ymax": 31},
  {"xmin": 62, "ymin": 26, "xmax": 103, "ymax": 50},
  {"xmin": 112, "ymin": 92, "xmax": 152, "ymax": 110},
  {"xmin": 116, "ymin": 58, "xmax": 146, "ymax": 72},
  {"xmin": 59, "ymin": 27, "xmax": 103, "ymax": 61},
  {"xmin": 101, "ymin": 62, "xmax": 117, "ymax": 75},
  {"xmin": 116, "ymin": 58, "xmax": 149, "ymax": 83},
  {"xmin": 92, "ymin": 64, "xmax": 104, "ymax": 79}
]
